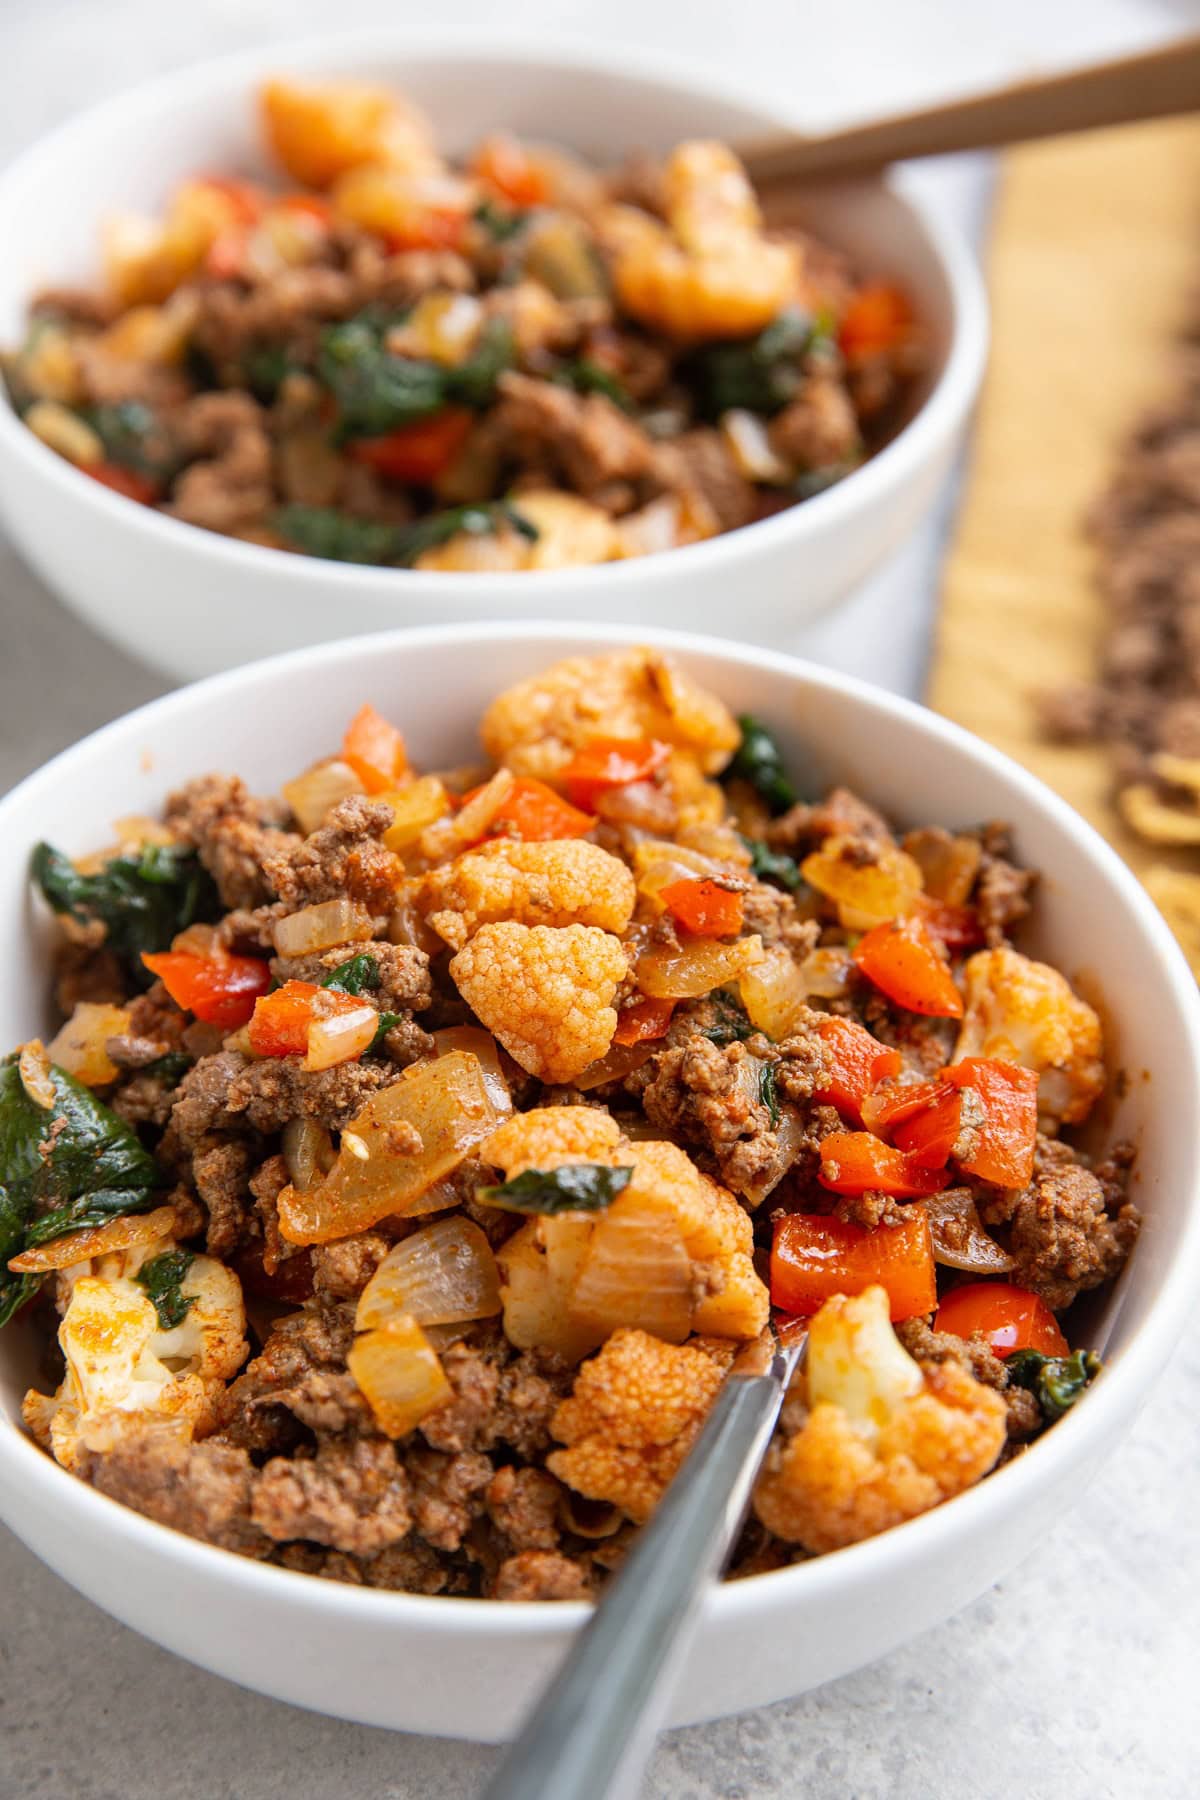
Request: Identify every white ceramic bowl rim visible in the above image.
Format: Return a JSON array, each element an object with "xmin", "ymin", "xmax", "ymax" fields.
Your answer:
[
  {"xmin": 0, "ymin": 29, "xmax": 989, "ymax": 599},
  {"xmin": 2, "ymin": 619, "xmax": 1198, "ymax": 1638}
]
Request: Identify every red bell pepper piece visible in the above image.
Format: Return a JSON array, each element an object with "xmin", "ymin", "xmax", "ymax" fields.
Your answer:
[
  {"xmin": 935, "ymin": 1281, "xmax": 1068, "ymax": 1357},
  {"xmin": 838, "ymin": 282, "xmax": 913, "ymax": 363},
  {"xmin": 347, "ymin": 408, "xmax": 473, "ymax": 485},
  {"xmin": 659, "ymin": 878, "xmax": 744, "ymax": 939},
  {"xmin": 613, "ymin": 996, "xmax": 675, "ymax": 1046},
  {"xmin": 247, "ymin": 980, "xmax": 365, "ymax": 1058},
  {"xmin": 472, "ymin": 134, "xmax": 551, "ymax": 209},
  {"xmin": 859, "ymin": 1075, "xmax": 944, "ymax": 1137},
  {"xmin": 141, "ymin": 950, "xmax": 271, "ymax": 1030},
  {"xmin": 771, "ymin": 1208, "xmax": 937, "ymax": 1321},
  {"xmin": 818, "ymin": 1131, "xmax": 951, "ymax": 1199},
  {"xmin": 561, "ymin": 738, "xmax": 671, "ymax": 812},
  {"xmin": 812, "ymin": 1015, "xmax": 903, "ymax": 1125},
  {"xmin": 457, "ymin": 776, "xmax": 596, "ymax": 843},
  {"xmin": 84, "ymin": 462, "xmax": 161, "ymax": 505},
  {"xmin": 916, "ymin": 894, "xmax": 985, "ymax": 951},
  {"xmin": 891, "ymin": 1085, "xmax": 964, "ymax": 1169},
  {"xmin": 342, "ymin": 702, "xmax": 407, "ymax": 794},
  {"xmin": 852, "ymin": 915, "xmax": 964, "ymax": 1018},
  {"xmin": 942, "ymin": 1058, "xmax": 1039, "ymax": 1187}
]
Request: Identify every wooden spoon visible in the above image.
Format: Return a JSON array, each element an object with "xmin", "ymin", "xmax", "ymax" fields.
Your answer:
[{"xmin": 740, "ymin": 32, "xmax": 1200, "ymax": 190}]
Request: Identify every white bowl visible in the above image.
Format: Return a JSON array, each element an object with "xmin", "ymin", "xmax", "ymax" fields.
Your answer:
[
  {"xmin": 0, "ymin": 622, "xmax": 1196, "ymax": 1740},
  {"xmin": 0, "ymin": 33, "xmax": 987, "ymax": 682}
]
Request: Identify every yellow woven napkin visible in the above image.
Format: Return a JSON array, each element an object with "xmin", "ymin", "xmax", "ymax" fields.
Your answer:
[{"xmin": 930, "ymin": 118, "xmax": 1200, "ymax": 920}]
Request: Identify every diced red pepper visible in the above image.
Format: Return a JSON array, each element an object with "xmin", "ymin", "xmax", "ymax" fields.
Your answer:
[
  {"xmin": 891, "ymin": 1085, "xmax": 964, "ymax": 1169},
  {"xmin": 613, "ymin": 996, "xmax": 676, "ymax": 1046},
  {"xmin": 276, "ymin": 193, "xmax": 334, "ymax": 225},
  {"xmin": 84, "ymin": 462, "xmax": 160, "ymax": 505},
  {"xmin": 472, "ymin": 133, "xmax": 551, "ymax": 209},
  {"xmin": 771, "ymin": 1209, "xmax": 937, "ymax": 1321},
  {"xmin": 141, "ymin": 950, "xmax": 271, "ymax": 1030},
  {"xmin": 935, "ymin": 1281, "xmax": 1068, "ymax": 1357},
  {"xmin": 347, "ymin": 408, "xmax": 473, "ymax": 485},
  {"xmin": 194, "ymin": 175, "xmax": 265, "ymax": 224},
  {"xmin": 457, "ymin": 776, "xmax": 596, "ymax": 843},
  {"xmin": 943, "ymin": 1057, "xmax": 1039, "ymax": 1188},
  {"xmin": 916, "ymin": 895, "xmax": 985, "ymax": 952},
  {"xmin": 247, "ymin": 980, "xmax": 364, "ymax": 1058},
  {"xmin": 342, "ymin": 702, "xmax": 407, "ymax": 793},
  {"xmin": 204, "ymin": 226, "xmax": 251, "ymax": 280},
  {"xmin": 838, "ymin": 282, "xmax": 913, "ymax": 363},
  {"xmin": 561, "ymin": 738, "xmax": 671, "ymax": 812},
  {"xmin": 659, "ymin": 877, "xmax": 744, "ymax": 939},
  {"xmin": 859, "ymin": 1075, "xmax": 944, "ymax": 1137},
  {"xmin": 812, "ymin": 1015, "xmax": 903, "ymax": 1125},
  {"xmin": 818, "ymin": 1131, "xmax": 951, "ymax": 1199},
  {"xmin": 852, "ymin": 915, "xmax": 964, "ymax": 1019}
]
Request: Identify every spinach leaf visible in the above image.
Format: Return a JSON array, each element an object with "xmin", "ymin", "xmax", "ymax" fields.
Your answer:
[
  {"xmin": 371, "ymin": 1011, "xmax": 402, "ymax": 1049},
  {"xmin": 136, "ymin": 1249, "xmax": 196, "ymax": 1330},
  {"xmin": 479, "ymin": 1163, "xmax": 632, "ymax": 1215},
  {"xmin": 743, "ymin": 836, "xmax": 803, "ymax": 892},
  {"xmin": 0, "ymin": 1273, "xmax": 41, "ymax": 1331},
  {"xmin": 701, "ymin": 991, "xmax": 754, "ymax": 1046},
  {"xmin": 145, "ymin": 1051, "xmax": 193, "ymax": 1088},
  {"xmin": 724, "ymin": 716, "xmax": 797, "ymax": 815},
  {"xmin": 32, "ymin": 841, "xmax": 220, "ymax": 986},
  {"xmin": 689, "ymin": 307, "xmax": 814, "ymax": 419},
  {"xmin": 444, "ymin": 319, "xmax": 514, "ymax": 410},
  {"xmin": 86, "ymin": 401, "xmax": 178, "ymax": 480},
  {"xmin": 318, "ymin": 318, "xmax": 448, "ymax": 439},
  {"xmin": 474, "ymin": 198, "xmax": 525, "ymax": 243},
  {"xmin": 392, "ymin": 500, "xmax": 537, "ymax": 566},
  {"xmin": 274, "ymin": 500, "xmax": 539, "ymax": 569},
  {"xmin": 242, "ymin": 343, "xmax": 306, "ymax": 400},
  {"xmin": 322, "ymin": 953, "xmax": 381, "ymax": 997},
  {"xmin": 0, "ymin": 1055, "xmax": 161, "ymax": 1328},
  {"xmin": 1006, "ymin": 1347, "xmax": 1101, "ymax": 1422},
  {"xmin": 552, "ymin": 358, "xmax": 633, "ymax": 412},
  {"xmin": 758, "ymin": 1061, "xmax": 781, "ymax": 1128}
]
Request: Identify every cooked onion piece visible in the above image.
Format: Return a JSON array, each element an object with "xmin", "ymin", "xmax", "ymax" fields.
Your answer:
[
  {"xmin": 431, "ymin": 1026, "xmax": 512, "ymax": 1114},
  {"xmin": 739, "ymin": 944, "xmax": 808, "ymax": 1039},
  {"xmin": 273, "ymin": 896, "xmax": 375, "ymax": 956},
  {"xmin": 569, "ymin": 1194, "xmax": 692, "ymax": 1344},
  {"xmin": 347, "ymin": 1315, "xmax": 451, "ymax": 1438},
  {"xmin": 801, "ymin": 835, "xmax": 924, "ymax": 929},
  {"xmin": 925, "ymin": 1190, "xmax": 1016, "ymax": 1274},
  {"xmin": 636, "ymin": 933, "xmax": 764, "ymax": 999},
  {"xmin": 46, "ymin": 1002, "xmax": 132, "ymax": 1087},
  {"xmin": 303, "ymin": 1003, "xmax": 378, "ymax": 1072},
  {"xmin": 7, "ymin": 1205, "xmax": 178, "ymax": 1275},
  {"xmin": 281, "ymin": 1118, "xmax": 337, "ymax": 1192},
  {"xmin": 282, "ymin": 758, "xmax": 366, "ymax": 834},
  {"xmin": 356, "ymin": 1217, "xmax": 501, "ymax": 1331},
  {"xmin": 382, "ymin": 776, "xmax": 450, "ymax": 852},
  {"xmin": 497, "ymin": 1213, "xmax": 600, "ymax": 1362}
]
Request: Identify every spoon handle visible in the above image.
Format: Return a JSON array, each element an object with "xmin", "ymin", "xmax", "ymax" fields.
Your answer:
[{"xmin": 482, "ymin": 1337, "xmax": 803, "ymax": 1800}]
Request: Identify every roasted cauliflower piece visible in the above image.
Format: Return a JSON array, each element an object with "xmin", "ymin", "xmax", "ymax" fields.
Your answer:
[
  {"xmin": 753, "ymin": 1287, "xmax": 1007, "ymax": 1554},
  {"xmin": 482, "ymin": 1105, "xmax": 625, "ymax": 1176},
  {"xmin": 479, "ymin": 649, "xmax": 740, "ymax": 786},
  {"xmin": 23, "ymin": 1248, "xmax": 248, "ymax": 1474},
  {"xmin": 449, "ymin": 921, "xmax": 627, "ymax": 1084},
  {"xmin": 547, "ymin": 1327, "xmax": 725, "ymax": 1522},
  {"xmin": 956, "ymin": 946, "xmax": 1104, "ymax": 1125},
  {"xmin": 421, "ymin": 838, "xmax": 636, "ymax": 950}
]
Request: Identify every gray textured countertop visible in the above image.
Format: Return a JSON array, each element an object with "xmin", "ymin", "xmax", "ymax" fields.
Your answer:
[{"xmin": 2, "ymin": 4, "xmax": 1199, "ymax": 1795}]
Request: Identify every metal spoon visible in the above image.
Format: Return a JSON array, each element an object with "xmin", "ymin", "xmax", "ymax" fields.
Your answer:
[{"xmin": 482, "ymin": 1327, "xmax": 806, "ymax": 1800}]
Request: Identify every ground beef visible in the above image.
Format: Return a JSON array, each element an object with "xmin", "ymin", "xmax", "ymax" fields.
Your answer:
[
  {"xmin": 310, "ymin": 1230, "xmax": 392, "ymax": 1299},
  {"xmin": 193, "ymin": 1138, "xmax": 253, "ymax": 1258},
  {"xmin": 358, "ymin": 1537, "xmax": 463, "ymax": 1595},
  {"xmin": 970, "ymin": 823, "xmax": 1036, "ymax": 945},
  {"xmin": 83, "ymin": 1427, "xmax": 269, "ymax": 1557},
  {"xmin": 768, "ymin": 373, "xmax": 860, "ymax": 470},
  {"xmin": 110, "ymin": 1070, "xmax": 178, "ymax": 1129},
  {"xmin": 53, "ymin": 940, "xmax": 127, "ymax": 1014},
  {"xmin": 896, "ymin": 1318, "xmax": 1042, "ymax": 1439},
  {"xmin": 169, "ymin": 1046, "xmax": 405, "ymax": 1145},
  {"xmin": 979, "ymin": 1161, "xmax": 1140, "ymax": 1311},
  {"xmin": 491, "ymin": 1550, "xmax": 592, "ymax": 1601},
  {"xmin": 270, "ymin": 940, "xmax": 432, "ymax": 1014},
  {"xmin": 766, "ymin": 786, "xmax": 892, "ymax": 854},
  {"xmin": 738, "ymin": 883, "xmax": 821, "ymax": 957},
  {"xmin": 247, "ymin": 1152, "xmax": 292, "ymax": 1271},
  {"xmin": 166, "ymin": 773, "xmax": 299, "ymax": 911},
  {"xmin": 492, "ymin": 371, "xmax": 654, "ymax": 505},
  {"xmin": 165, "ymin": 391, "xmax": 275, "ymax": 534},
  {"xmin": 262, "ymin": 796, "xmax": 402, "ymax": 914},
  {"xmin": 651, "ymin": 427, "xmax": 756, "ymax": 531},
  {"xmin": 189, "ymin": 267, "xmax": 359, "ymax": 380},
  {"xmin": 833, "ymin": 1191, "xmax": 911, "ymax": 1228},
  {"xmin": 486, "ymin": 1466, "xmax": 562, "ymax": 1553},
  {"xmin": 251, "ymin": 1438, "xmax": 411, "ymax": 1555},
  {"xmin": 419, "ymin": 1336, "xmax": 568, "ymax": 1460},
  {"xmin": 407, "ymin": 1447, "xmax": 494, "ymax": 1552},
  {"xmin": 218, "ymin": 1301, "xmax": 362, "ymax": 1455}
]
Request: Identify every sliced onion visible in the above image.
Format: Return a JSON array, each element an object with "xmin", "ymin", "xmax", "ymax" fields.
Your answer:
[
  {"xmin": 277, "ymin": 1050, "xmax": 500, "ymax": 1245},
  {"xmin": 356, "ymin": 1217, "xmax": 501, "ymax": 1331},
  {"xmin": 347, "ymin": 1316, "xmax": 451, "ymax": 1438},
  {"xmin": 273, "ymin": 896, "xmax": 375, "ymax": 956},
  {"xmin": 801, "ymin": 835, "xmax": 924, "ymax": 931},
  {"xmin": 303, "ymin": 1003, "xmax": 379, "ymax": 1072},
  {"xmin": 574, "ymin": 1039, "xmax": 658, "ymax": 1090},
  {"xmin": 432, "ymin": 1026, "xmax": 512, "ymax": 1114},
  {"xmin": 559, "ymin": 1493, "xmax": 624, "ymax": 1539},
  {"xmin": 498, "ymin": 1214, "xmax": 600, "ymax": 1362},
  {"xmin": 388, "ymin": 884, "xmax": 445, "ymax": 956},
  {"xmin": 18, "ymin": 1040, "xmax": 55, "ymax": 1109},
  {"xmin": 720, "ymin": 408, "xmax": 791, "ymax": 483},
  {"xmin": 282, "ymin": 1118, "xmax": 336, "ymax": 1192},
  {"xmin": 47, "ymin": 1002, "xmax": 131, "ymax": 1088},
  {"xmin": 903, "ymin": 828, "xmax": 982, "ymax": 906},
  {"xmin": 739, "ymin": 945, "xmax": 808, "ymax": 1039},
  {"xmin": 632, "ymin": 840, "xmax": 726, "ymax": 911},
  {"xmin": 925, "ymin": 1190, "xmax": 1016, "ymax": 1274},
  {"xmin": 740, "ymin": 1108, "xmax": 809, "ymax": 1208},
  {"xmin": 283, "ymin": 758, "xmax": 366, "ymax": 835},
  {"xmin": 7, "ymin": 1204, "xmax": 178, "ymax": 1275},
  {"xmin": 570, "ymin": 1194, "xmax": 693, "ymax": 1344},
  {"xmin": 418, "ymin": 768, "xmax": 514, "ymax": 862},
  {"xmin": 615, "ymin": 496, "xmax": 682, "ymax": 560},
  {"xmin": 636, "ymin": 933, "xmax": 764, "ymax": 1000},
  {"xmin": 796, "ymin": 946, "xmax": 855, "ymax": 1000},
  {"xmin": 382, "ymin": 776, "xmax": 450, "ymax": 853}
]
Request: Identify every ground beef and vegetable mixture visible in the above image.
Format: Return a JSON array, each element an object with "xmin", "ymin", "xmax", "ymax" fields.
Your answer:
[
  {"xmin": 4, "ymin": 651, "xmax": 1135, "ymax": 1598},
  {"xmin": 2, "ymin": 79, "xmax": 921, "ymax": 571}
]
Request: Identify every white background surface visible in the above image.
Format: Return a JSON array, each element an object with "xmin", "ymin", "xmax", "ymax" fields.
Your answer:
[{"xmin": 1, "ymin": 3, "xmax": 1199, "ymax": 1795}]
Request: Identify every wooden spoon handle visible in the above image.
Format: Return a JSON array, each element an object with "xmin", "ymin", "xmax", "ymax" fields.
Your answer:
[{"xmin": 741, "ymin": 33, "xmax": 1200, "ymax": 187}]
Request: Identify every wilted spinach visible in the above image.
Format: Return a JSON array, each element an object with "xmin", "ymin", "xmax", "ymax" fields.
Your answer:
[
  {"xmin": 1006, "ymin": 1347, "xmax": 1102, "ymax": 1422},
  {"xmin": 274, "ymin": 499, "xmax": 537, "ymax": 569},
  {"xmin": 32, "ymin": 841, "xmax": 220, "ymax": 987},
  {"xmin": 724, "ymin": 716, "xmax": 797, "ymax": 815},
  {"xmin": 479, "ymin": 1164, "xmax": 632, "ymax": 1215},
  {"xmin": 136, "ymin": 1249, "xmax": 196, "ymax": 1330}
]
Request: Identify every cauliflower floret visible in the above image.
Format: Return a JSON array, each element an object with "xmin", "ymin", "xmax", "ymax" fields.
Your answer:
[
  {"xmin": 956, "ymin": 946, "xmax": 1104, "ymax": 1124},
  {"xmin": 547, "ymin": 1327, "xmax": 725, "ymax": 1522},
  {"xmin": 482, "ymin": 1105, "xmax": 624, "ymax": 1176},
  {"xmin": 422, "ymin": 838, "xmax": 636, "ymax": 951},
  {"xmin": 450, "ymin": 922, "xmax": 627, "ymax": 1084},
  {"xmin": 621, "ymin": 1140, "xmax": 768, "ymax": 1340},
  {"xmin": 753, "ymin": 1287, "xmax": 1007, "ymax": 1553},
  {"xmin": 480, "ymin": 649, "xmax": 740, "ymax": 786},
  {"xmin": 25, "ymin": 1248, "xmax": 248, "ymax": 1473}
]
